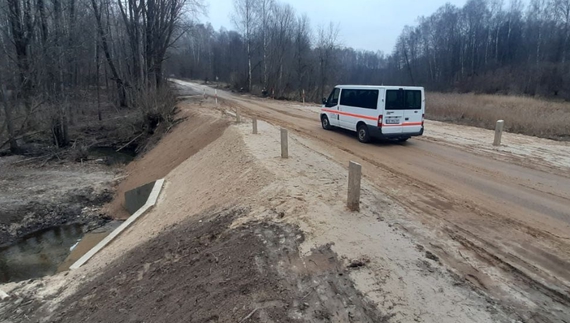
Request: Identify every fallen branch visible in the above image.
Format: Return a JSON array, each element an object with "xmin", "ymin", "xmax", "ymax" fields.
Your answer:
[
  {"xmin": 12, "ymin": 156, "xmax": 43, "ymax": 165},
  {"xmin": 0, "ymin": 130, "xmax": 44, "ymax": 151},
  {"xmin": 0, "ymin": 114, "xmax": 6, "ymax": 136},
  {"xmin": 0, "ymin": 138, "xmax": 11, "ymax": 151},
  {"xmin": 167, "ymin": 116, "xmax": 188, "ymax": 131},
  {"xmin": 116, "ymin": 133, "xmax": 143, "ymax": 152},
  {"xmin": 0, "ymin": 98, "xmax": 45, "ymax": 151},
  {"xmin": 40, "ymin": 154, "xmax": 57, "ymax": 167},
  {"xmin": 238, "ymin": 308, "xmax": 258, "ymax": 323}
]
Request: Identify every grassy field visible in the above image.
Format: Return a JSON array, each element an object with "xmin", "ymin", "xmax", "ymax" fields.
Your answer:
[{"xmin": 426, "ymin": 93, "xmax": 570, "ymax": 141}]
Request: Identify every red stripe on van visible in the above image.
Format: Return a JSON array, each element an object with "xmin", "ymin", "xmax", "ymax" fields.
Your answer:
[
  {"xmin": 383, "ymin": 122, "xmax": 423, "ymax": 127},
  {"xmin": 321, "ymin": 108, "xmax": 378, "ymax": 121},
  {"xmin": 321, "ymin": 109, "xmax": 422, "ymax": 126}
]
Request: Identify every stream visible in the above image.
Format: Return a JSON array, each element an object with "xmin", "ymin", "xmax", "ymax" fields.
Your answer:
[{"xmin": 0, "ymin": 221, "xmax": 122, "ymax": 283}]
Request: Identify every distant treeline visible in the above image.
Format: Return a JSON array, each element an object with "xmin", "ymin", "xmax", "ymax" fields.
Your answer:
[{"xmin": 166, "ymin": 0, "xmax": 570, "ymax": 100}]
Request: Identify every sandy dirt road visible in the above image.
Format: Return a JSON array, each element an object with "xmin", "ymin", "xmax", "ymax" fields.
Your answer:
[{"xmin": 173, "ymin": 80, "xmax": 570, "ymax": 320}]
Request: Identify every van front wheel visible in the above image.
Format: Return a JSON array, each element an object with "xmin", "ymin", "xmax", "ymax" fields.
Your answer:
[
  {"xmin": 357, "ymin": 124, "xmax": 371, "ymax": 143},
  {"xmin": 321, "ymin": 115, "xmax": 332, "ymax": 130}
]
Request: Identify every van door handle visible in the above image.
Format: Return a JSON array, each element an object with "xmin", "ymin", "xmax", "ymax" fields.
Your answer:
[{"xmin": 405, "ymin": 118, "xmax": 409, "ymax": 121}]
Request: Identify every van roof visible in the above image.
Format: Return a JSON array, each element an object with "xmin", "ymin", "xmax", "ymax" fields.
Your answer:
[{"xmin": 335, "ymin": 85, "xmax": 424, "ymax": 90}]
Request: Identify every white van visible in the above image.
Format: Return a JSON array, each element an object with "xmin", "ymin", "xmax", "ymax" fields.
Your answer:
[{"xmin": 320, "ymin": 85, "xmax": 425, "ymax": 143}]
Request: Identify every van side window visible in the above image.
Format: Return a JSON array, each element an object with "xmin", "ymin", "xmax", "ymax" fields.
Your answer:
[
  {"xmin": 386, "ymin": 90, "xmax": 402, "ymax": 110},
  {"xmin": 386, "ymin": 90, "xmax": 422, "ymax": 110},
  {"xmin": 326, "ymin": 88, "xmax": 340, "ymax": 107},
  {"xmin": 340, "ymin": 89, "xmax": 379, "ymax": 109},
  {"xmin": 405, "ymin": 90, "xmax": 421, "ymax": 109}
]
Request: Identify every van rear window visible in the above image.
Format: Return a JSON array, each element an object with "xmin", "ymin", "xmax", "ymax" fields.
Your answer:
[
  {"xmin": 386, "ymin": 90, "xmax": 422, "ymax": 110},
  {"xmin": 340, "ymin": 89, "xmax": 379, "ymax": 109}
]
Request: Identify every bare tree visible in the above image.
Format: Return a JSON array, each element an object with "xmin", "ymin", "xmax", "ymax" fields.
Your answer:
[
  {"xmin": 0, "ymin": 85, "xmax": 18, "ymax": 153},
  {"xmin": 258, "ymin": 0, "xmax": 274, "ymax": 87},
  {"xmin": 6, "ymin": 0, "xmax": 34, "ymax": 116},
  {"xmin": 232, "ymin": 0, "xmax": 258, "ymax": 91},
  {"xmin": 293, "ymin": 14, "xmax": 312, "ymax": 99},
  {"xmin": 266, "ymin": 2, "xmax": 295, "ymax": 96},
  {"xmin": 316, "ymin": 22, "xmax": 340, "ymax": 101},
  {"xmin": 143, "ymin": 0, "xmax": 193, "ymax": 88},
  {"xmin": 553, "ymin": 0, "xmax": 570, "ymax": 62},
  {"xmin": 91, "ymin": 0, "xmax": 128, "ymax": 107}
]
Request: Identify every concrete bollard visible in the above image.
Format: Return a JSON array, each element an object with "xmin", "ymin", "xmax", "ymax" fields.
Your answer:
[
  {"xmin": 493, "ymin": 120, "xmax": 504, "ymax": 146},
  {"xmin": 281, "ymin": 128, "xmax": 288, "ymax": 158},
  {"xmin": 236, "ymin": 110, "xmax": 241, "ymax": 123},
  {"xmin": 215, "ymin": 89, "xmax": 218, "ymax": 105},
  {"xmin": 252, "ymin": 118, "xmax": 258, "ymax": 134},
  {"xmin": 347, "ymin": 161, "xmax": 362, "ymax": 211}
]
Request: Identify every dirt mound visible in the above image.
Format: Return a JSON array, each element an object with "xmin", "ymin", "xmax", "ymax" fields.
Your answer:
[
  {"xmin": 105, "ymin": 104, "xmax": 230, "ymax": 219},
  {"xmin": 51, "ymin": 207, "xmax": 387, "ymax": 323},
  {"xmin": 85, "ymin": 116, "xmax": 273, "ymax": 273}
]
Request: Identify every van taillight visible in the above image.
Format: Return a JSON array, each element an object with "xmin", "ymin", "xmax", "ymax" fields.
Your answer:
[
  {"xmin": 378, "ymin": 115, "xmax": 383, "ymax": 127},
  {"xmin": 422, "ymin": 114, "xmax": 424, "ymax": 127}
]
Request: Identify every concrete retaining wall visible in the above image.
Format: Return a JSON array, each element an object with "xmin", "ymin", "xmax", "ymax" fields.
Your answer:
[
  {"xmin": 70, "ymin": 179, "xmax": 165, "ymax": 270},
  {"xmin": 124, "ymin": 181, "xmax": 156, "ymax": 215}
]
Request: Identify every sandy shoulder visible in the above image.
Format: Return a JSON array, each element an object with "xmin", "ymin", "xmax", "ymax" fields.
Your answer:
[{"xmin": 231, "ymin": 118, "xmax": 511, "ymax": 322}]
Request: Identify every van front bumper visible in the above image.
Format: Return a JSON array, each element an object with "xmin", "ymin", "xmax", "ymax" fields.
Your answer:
[{"xmin": 368, "ymin": 126, "xmax": 424, "ymax": 139}]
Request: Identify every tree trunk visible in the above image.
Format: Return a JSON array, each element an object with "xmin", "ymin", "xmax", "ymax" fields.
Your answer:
[
  {"xmin": 247, "ymin": 40, "xmax": 252, "ymax": 92},
  {"xmin": 563, "ymin": 22, "xmax": 569, "ymax": 63},
  {"xmin": 402, "ymin": 44, "xmax": 415, "ymax": 84},
  {"xmin": 7, "ymin": 0, "xmax": 33, "ymax": 123},
  {"xmin": 96, "ymin": 34, "xmax": 102, "ymax": 121},
  {"xmin": 319, "ymin": 55, "xmax": 326, "ymax": 101},
  {"xmin": 67, "ymin": 0, "xmax": 77, "ymax": 125},
  {"xmin": 1, "ymin": 85, "xmax": 19, "ymax": 153},
  {"xmin": 91, "ymin": 0, "xmax": 128, "ymax": 107}
]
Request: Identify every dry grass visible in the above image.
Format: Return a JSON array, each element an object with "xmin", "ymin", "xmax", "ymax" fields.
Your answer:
[{"xmin": 426, "ymin": 93, "xmax": 570, "ymax": 141}]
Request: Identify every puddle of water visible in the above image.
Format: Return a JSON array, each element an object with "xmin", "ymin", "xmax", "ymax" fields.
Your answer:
[
  {"xmin": 57, "ymin": 221, "xmax": 122, "ymax": 272},
  {"xmin": 89, "ymin": 147, "xmax": 136, "ymax": 165},
  {"xmin": 0, "ymin": 224, "xmax": 84, "ymax": 283},
  {"xmin": 0, "ymin": 221, "xmax": 122, "ymax": 283}
]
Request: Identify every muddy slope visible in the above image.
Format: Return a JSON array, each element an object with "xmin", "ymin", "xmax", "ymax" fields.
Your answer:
[
  {"xmin": 50, "ymin": 207, "xmax": 387, "ymax": 323},
  {"xmin": 105, "ymin": 105, "xmax": 230, "ymax": 220},
  {"xmin": 0, "ymin": 158, "xmax": 114, "ymax": 245}
]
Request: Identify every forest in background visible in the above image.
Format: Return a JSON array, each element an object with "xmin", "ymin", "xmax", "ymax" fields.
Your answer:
[
  {"xmin": 0, "ymin": 0, "xmax": 203, "ymax": 154},
  {"xmin": 1, "ymin": 0, "xmax": 570, "ymax": 155},
  {"xmin": 166, "ymin": 0, "xmax": 570, "ymax": 101}
]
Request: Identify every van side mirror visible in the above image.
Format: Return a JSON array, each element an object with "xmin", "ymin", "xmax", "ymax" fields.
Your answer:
[{"xmin": 322, "ymin": 98, "xmax": 327, "ymax": 104}]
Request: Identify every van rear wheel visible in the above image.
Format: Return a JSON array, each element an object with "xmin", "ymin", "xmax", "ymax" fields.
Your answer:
[
  {"xmin": 357, "ymin": 124, "xmax": 371, "ymax": 143},
  {"xmin": 321, "ymin": 115, "xmax": 332, "ymax": 130}
]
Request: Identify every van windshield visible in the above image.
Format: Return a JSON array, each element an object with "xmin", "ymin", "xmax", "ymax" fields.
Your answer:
[
  {"xmin": 386, "ymin": 90, "xmax": 422, "ymax": 110},
  {"xmin": 325, "ymin": 88, "xmax": 340, "ymax": 107}
]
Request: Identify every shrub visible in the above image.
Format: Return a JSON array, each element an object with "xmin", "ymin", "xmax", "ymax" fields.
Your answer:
[{"xmin": 426, "ymin": 92, "xmax": 570, "ymax": 141}]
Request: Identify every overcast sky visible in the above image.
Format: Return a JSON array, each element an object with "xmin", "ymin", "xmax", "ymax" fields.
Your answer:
[{"xmin": 205, "ymin": 0, "xmax": 469, "ymax": 53}]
